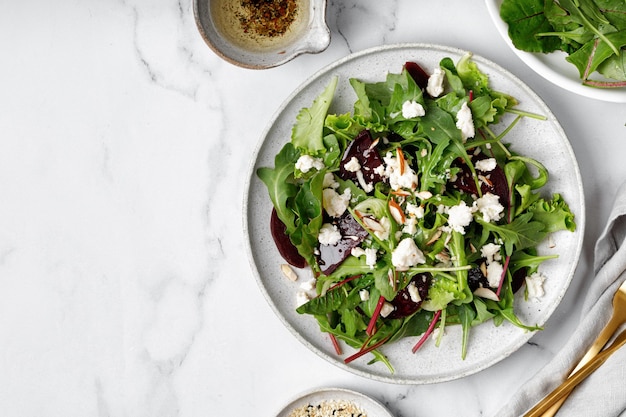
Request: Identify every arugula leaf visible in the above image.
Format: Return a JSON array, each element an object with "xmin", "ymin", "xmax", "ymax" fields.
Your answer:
[
  {"xmin": 472, "ymin": 298, "xmax": 496, "ymax": 325},
  {"xmin": 458, "ymin": 303, "xmax": 476, "ymax": 359},
  {"xmin": 421, "ymin": 102, "xmax": 463, "ymax": 144},
  {"xmin": 415, "ymin": 135, "xmax": 453, "ymax": 193},
  {"xmin": 477, "ymin": 213, "xmax": 546, "ymax": 255},
  {"xmin": 510, "ymin": 251, "xmax": 558, "ymax": 275},
  {"xmin": 486, "ymin": 272, "xmax": 543, "ymax": 331},
  {"xmin": 439, "ymin": 57, "xmax": 466, "ymax": 94},
  {"xmin": 296, "ymin": 287, "xmax": 346, "ymax": 315}
]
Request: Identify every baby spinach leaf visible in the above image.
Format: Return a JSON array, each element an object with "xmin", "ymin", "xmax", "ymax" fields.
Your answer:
[
  {"xmin": 500, "ymin": 0, "xmax": 626, "ymax": 85},
  {"xmin": 500, "ymin": 0, "xmax": 562, "ymax": 52}
]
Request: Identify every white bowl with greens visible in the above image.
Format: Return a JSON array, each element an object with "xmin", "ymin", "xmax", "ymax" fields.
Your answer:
[{"xmin": 486, "ymin": 0, "xmax": 626, "ymax": 103}]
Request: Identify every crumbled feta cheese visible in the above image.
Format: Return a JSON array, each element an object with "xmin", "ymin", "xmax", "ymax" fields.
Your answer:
[
  {"xmin": 392, "ymin": 238, "xmax": 426, "ymax": 271},
  {"xmin": 365, "ymin": 247, "xmax": 377, "ymax": 269},
  {"xmin": 352, "ymin": 246, "xmax": 378, "ymax": 268},
  {"xmin": 318, "ymin": 223, "xmax": 342, "ymax": 246},
  {"xmin": 426, "ymin": 67, "xmax": 445, "ymax": 97},
  {"xmin": 351, "ymin": 247, "xmax": 366, "ymax": 258},
  {"xmin": 299, "ymin": 279, "xmax": 316, "ymax": 291},
  {"xmin": 296, "ymin": 291, "xmax": 310, "ymax": 307},
  {"xmin": 481, "ymin": 243, "xmax": 502, "ymax": 263},
  {"xmin": 322, "ymin": 187, "xmax": 351, "ymax": 217},
  {"xmin": 359, "ymin": 289, "xmax": 370, "ymax": 301},
  {"xmin": 402, "ymin": 216, "xmax": 418, "ymax": 235},
  {"xmin": 486, "ymin": 261, "xmax": 504, "ymax": 287},
  {"xmin": 383, "ymin": 151, "xmax": 418, "ymax": 191},
  {"xmin": 456, "ymin": 102, "xmax": 475, "ymax": 141},
  {"xmin": 446, "ymin": 201, "xmax": 474, "ymax": 234},
  {"xmin": 322, "ymin": 172, "xmax": 339, "ymax": 189},
  {"xmin": 380, "ymin": 301, "xmax": 395, "ymax": 318},
  {"xmin": 401, "ymin": 100, "xmax": 426, "ymax": 119},
  {"xmin": 526, "ymin": 272, "xmax": 546, "ymax": 299},
  {"xmin": 295, "ymin": 155, "xmax": 324, "ymax": 173},
  {"xmin": 474, "ymin": 192, "xmax": 504, "ymax": 223},
  {"xmin": 374, "ymin": 164, "xmax": 387, "ymax": 178},
  {"xmin": 480, "ymin": 243, "xmax": 503, "ymax": 287},
  {"xmin": 475, "ymin": 157, "xmax": 497, "ymax": 172},
  {"xmin": 406, "ymin": 202, "xmax": 425, "ymax": 219},
  {"xmin": 407, "ymin": 282, "xmax": 421, "ymax": 303},
  {"xmin": 344, "ymin": 156, "xmax": 361, "ymax": 173}
]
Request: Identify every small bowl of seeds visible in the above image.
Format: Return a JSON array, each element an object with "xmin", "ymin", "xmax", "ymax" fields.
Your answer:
[
  {"xmin": 194, "ymin": 0, "xmax": 331, "ymax": 69},
  {"xmin": 276, "ymin": 387, "xmax": 395, "ymax": 417}
]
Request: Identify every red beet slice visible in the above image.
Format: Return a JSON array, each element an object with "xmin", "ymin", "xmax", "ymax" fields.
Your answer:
[
  {"xmin": 388, "ymin": 273, "xmax": 431, "ymax": 319},
  {"xmin": 338, "ymin": 130, "xmax": 385, "ymax": 190},
  {"xmin": 451, "ymin": 154, "xmax": 510, "ymax": 210},
  {"xmin": 404, "ymin": 61, "xmax": 430, "ymax": 91},
  {"xmin": 270, "ymin": 208, "xmax": 306, "ymax": 268},
  {"xmin": 315, "ymin": 212, "xmax": 369, "ymax": 275}
]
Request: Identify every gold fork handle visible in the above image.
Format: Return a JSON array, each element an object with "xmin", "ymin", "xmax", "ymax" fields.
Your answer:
[
  {"xmin": 538, "ymin": 314, "xmax": 624, "ymax": 417},
  {"xmin": 524, "ymin": 328, "xmax": 626, "ymax": 417}
]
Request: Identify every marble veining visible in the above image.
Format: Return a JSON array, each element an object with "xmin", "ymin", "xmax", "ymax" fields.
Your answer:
[
  {"xmin": 0, "ymin": 0, "xmax": 624, "ymax": 416},
  {"xmin": 330, "ymin": 0, "xmax": 399, "ymax": 54}
]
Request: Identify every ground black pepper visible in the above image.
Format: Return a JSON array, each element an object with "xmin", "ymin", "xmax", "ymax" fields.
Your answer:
[{"xmin": 236, "ymin": 0, "xmax": 299, "ymax": 38}]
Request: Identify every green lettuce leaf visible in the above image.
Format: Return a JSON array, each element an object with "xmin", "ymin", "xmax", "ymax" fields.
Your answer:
[{"xmin": 292, "ymin": 76, "xmax": 338, "ymax": 154}]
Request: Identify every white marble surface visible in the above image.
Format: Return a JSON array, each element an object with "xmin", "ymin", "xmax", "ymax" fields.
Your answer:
[{"xmin": 0, "ymin": 1, "xmax": 624, "ymax": 416}]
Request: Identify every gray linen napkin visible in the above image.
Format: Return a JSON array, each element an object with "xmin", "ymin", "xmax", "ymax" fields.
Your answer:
[{"xmin": 496, "ymin": 181, "xmax": 626, "ymax": 417}]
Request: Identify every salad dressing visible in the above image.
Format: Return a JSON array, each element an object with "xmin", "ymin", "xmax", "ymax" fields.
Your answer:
[{"xmin": 211, "ymin": 0, "xmax": 309, "ymax": 52}]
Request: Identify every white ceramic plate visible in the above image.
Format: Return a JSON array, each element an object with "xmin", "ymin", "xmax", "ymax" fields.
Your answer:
[
  {"xmin": 275, "ymin": 387, "xmax": 394, "ymax": 417},
  {"xmin": 244, "ymin": 44, "xmax": 585, "ymax": 384},
  {"xmin": 485, "ymin": 0, "xmax": 626, "ymax": 103}
]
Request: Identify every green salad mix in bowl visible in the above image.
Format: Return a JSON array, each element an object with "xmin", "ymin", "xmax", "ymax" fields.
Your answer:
[{"xmin": 500, "ymin": 0, "xmax": 626, "ymax": 88}]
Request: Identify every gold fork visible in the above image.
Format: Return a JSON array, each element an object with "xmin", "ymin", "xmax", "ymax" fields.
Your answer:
[
  {"xmin": 527, "ymin": 279, "xmax": 626, "ymax": 417},
  {"xmin": 524, "ymin": 327, "xmax": 626, "ymax": 417}
]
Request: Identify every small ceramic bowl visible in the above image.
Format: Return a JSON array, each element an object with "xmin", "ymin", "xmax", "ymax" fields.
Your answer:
[{"xmin": 194, "ymin": 0, "xmax": 330, "ymax": 69}]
